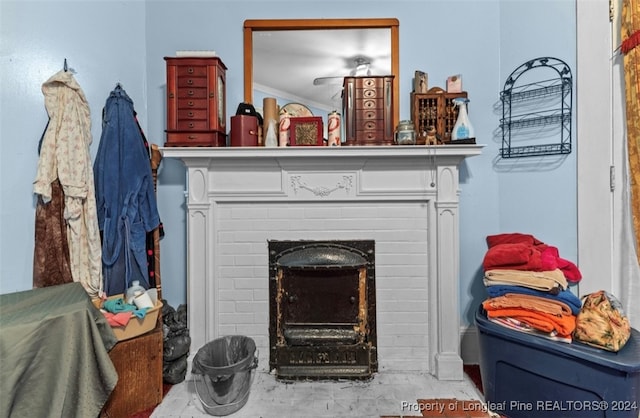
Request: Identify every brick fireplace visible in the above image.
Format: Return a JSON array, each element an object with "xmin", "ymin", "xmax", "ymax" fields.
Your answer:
[{"xmin": 162, "ymin": 145, "xmax": 481, "ymax": 380}]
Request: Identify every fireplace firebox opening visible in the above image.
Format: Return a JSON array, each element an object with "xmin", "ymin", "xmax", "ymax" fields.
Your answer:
[{"xmin": 268, "ymin": 240, "xmax": 377, "ymax": 380}]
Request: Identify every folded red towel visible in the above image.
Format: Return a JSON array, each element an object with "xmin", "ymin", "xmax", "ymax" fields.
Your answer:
[
  {"xmin": 484, "ymin": 233, "xmax": 582, "ymax": 283},
  {"xmin": 483, "ymin": 242, "xmax": 535, "ymax": 268},
  {"xmin": 486, "ymin": 233, "xmax": 546, "ymax": 248},
  {"xmin": 483, "ymin": 242, "xmax": 556, "ymax": 271},
  {"xmin": 557, "ymin": 256, "xmax": 582, "ymax": 283}
]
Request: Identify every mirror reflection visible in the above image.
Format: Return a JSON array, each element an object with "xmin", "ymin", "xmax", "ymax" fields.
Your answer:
[
  {"xmin": 244, "ymin": 18, "xmax": 399, "ymax": 126},
  {"xmin": 252, "ymin": 28, "xmax": 391, "ymax": 113}
]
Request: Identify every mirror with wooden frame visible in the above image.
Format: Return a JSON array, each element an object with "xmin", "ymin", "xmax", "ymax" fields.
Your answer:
[{"xmin": 243, "ymin": 18, "xmax": 399, "ymax": 129}]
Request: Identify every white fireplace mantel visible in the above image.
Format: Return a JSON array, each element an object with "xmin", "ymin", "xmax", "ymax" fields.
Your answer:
[{"xmin": 162, "ymin": 145, "xmax": 482, "ymax": 380}]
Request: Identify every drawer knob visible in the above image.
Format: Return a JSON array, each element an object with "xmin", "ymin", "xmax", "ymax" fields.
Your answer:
[
  {"xmin": 188, "ymin": 135, "xmax": 197, "ymax": 140},
  {"xmin": 188, "ymin": 111, "xmax": 194, "ymax": 117},
  {"xmin": 188, "ymin": 67, "xmax": 194, "ymax": 74},
  {"xmin": 188, "ymin": 101, "xmax": 194, "ymax": 107},
  {"xmin": 188, "ymin": 90, "xmax": 194, "ymax": 96},
  {"xmin": 189, "ymin": 123, "xmax": 194, "ymax": 128},
  {"xmin": 187, "ymin": 79, "xmax": 193, "ymax": 85}
]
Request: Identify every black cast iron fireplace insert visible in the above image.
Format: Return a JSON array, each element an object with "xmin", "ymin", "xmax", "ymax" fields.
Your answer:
[{"xmin": 268, "ymin": 240, "xmax": 377, "ymax": 380}]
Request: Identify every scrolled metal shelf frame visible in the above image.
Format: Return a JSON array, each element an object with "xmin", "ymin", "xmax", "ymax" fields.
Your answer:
[{"xmin": 500, "ymin": 57, "xmax": 573, "ymax": 158}]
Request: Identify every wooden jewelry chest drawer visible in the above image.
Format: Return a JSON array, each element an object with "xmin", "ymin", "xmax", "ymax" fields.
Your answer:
[
  {"xmin": 342, "ymin": 76, "xmax": 394, "ymax": 146},
  {"xmin": 164, "ymin": 57, "xmax": 227, "ymax": 147}
]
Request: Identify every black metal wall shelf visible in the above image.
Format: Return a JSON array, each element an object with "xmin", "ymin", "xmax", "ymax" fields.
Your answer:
[
  {"xmin": 501, "ymin": 110, "xmax": 571, "ymax": 130},
  {"xmin": 500, "ymin": 77, "xmax": 571, "ymax": 103},
  {"xmin": 500, "ymin": 57, "xmax": 573, "ymax": 158}
]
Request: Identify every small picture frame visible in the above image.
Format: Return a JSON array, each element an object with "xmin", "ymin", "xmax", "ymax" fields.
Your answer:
[
  {"xmin": 289, "ymin": 116, "xmax": 324, "ymax": 146},
  {"xmin": 447, "ymin": 74, "xmax": 463, "ymax": 93},
  {"xmin": 414, "ymin": 71, "xmax": 428, "ymax": 93}
]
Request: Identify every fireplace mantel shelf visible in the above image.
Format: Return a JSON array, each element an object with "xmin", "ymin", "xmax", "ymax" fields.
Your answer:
[
  {"xmin": 161, "ymin": 144, "xmax": 483, "ymax": 161},
  {"xmin": 162, "ymin": 144, "xmax": 483, "ymax": 381}
]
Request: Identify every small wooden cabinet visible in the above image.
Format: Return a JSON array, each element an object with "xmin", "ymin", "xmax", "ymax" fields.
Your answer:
[
  {"xmin": 342, "ymin": 76, "xmax": 394, "ymax": 146},
  {"xmin": 164, "ymin": 57, "xmax": 227, "ymax": 147},
  {"xmin": 101, "ymin": 322, "xmax": 163, "ymax": 418},
  {"xmin": 411, "ymin": 88, "xmax": 467, "ymax": 144}
]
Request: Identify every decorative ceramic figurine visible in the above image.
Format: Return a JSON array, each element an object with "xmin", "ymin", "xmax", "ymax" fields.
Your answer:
[{"xmin": 425, "ymin": 125, "xmax": 439, "ymax": 145}]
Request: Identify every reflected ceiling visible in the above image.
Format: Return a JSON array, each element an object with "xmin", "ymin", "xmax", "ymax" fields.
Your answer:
[{"xmin": 252, "ymin": 28, "xmax": 391, "ymax": 111}]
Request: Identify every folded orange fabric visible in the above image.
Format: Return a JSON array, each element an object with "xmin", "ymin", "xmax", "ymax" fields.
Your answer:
[
  {"xmin": 482, "ymin": 304, "xmax": 576, "ymax": 338},
  {"xmin": 484, "ymin": 293, "xmax": 572, "ymax": 316}
]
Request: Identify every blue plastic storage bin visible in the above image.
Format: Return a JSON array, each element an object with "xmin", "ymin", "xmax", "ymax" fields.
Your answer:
[{"xmin": 476, "ymin": 305, "xmax": 640, "ymax": 418}]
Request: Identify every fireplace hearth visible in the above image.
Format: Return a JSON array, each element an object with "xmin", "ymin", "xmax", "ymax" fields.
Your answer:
[{"xmin": 268, "ymin": 240, "xmax": 377, "ymax": 380}]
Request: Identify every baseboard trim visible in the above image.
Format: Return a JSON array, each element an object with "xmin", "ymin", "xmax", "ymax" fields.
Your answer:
[{"xmin": 460, "ymin": 325, "xmax": 479, "ymax": 365}]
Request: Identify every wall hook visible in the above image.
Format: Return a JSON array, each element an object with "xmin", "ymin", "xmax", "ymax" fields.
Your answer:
[{"xmin": 64, "ymin": 58, "xmax": 68, "ymax": 72}]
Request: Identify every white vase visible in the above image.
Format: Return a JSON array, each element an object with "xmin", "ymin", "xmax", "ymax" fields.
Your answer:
[{"xmin": 265, "ymin": 119, "xmax": 278, "ymax": 147}]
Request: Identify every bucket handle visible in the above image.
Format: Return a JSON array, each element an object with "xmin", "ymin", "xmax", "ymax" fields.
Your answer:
[{"xmin": 248, "ymin": 348, "xmax": 259, "ymax": 370}]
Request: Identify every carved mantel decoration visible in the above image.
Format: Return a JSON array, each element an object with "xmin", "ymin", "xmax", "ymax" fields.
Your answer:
[
  {"xmin": 162, "ymin": 145, "xmax": 482, "ymax": 381},
  {"xmin": 290, "ymin": 175, "xmax": 353, "ymax": 197}
]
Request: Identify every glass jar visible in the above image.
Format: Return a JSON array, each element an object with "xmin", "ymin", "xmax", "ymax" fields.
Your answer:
[{"xmin": 394, "ymin": 120, "xmax": 416, "ymax": 145}]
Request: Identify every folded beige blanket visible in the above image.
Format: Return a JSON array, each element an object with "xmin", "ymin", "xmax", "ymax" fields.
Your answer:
[{"xmin": 484, "ymin": 268, "xmax": 568, "ymax": 291}]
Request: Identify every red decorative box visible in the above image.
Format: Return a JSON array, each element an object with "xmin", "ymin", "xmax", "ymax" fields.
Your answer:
[
  {"xmin": 230, "ymin": 115, "xmax": 258, "ymax": 147},
  {"xmin": 289, "ymin": 116, "xmax": 324, "ymax": 146}
]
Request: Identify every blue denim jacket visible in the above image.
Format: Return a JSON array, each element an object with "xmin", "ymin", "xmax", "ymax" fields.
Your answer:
[{"xmin": 94, "ymin": 85, "xmax": 160, "ymax": 295}]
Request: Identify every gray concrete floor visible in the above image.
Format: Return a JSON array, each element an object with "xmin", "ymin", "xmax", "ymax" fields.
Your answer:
[{"xmin": 150, "ymin": 369, "xmax": 484, "ymax": 418}]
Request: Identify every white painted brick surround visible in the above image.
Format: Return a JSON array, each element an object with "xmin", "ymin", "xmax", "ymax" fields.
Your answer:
[
  {"xmin": 162, "ymin": 146, "xmax": 482, "ymax": 380},
  {"xmin": 217, "ymin": 201, "xmax": 429, "ymax": 372}
]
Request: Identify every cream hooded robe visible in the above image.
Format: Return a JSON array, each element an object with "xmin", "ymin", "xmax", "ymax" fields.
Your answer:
[{"xmin": 33, "ymin": 70, "xmax": 102, "ymax": 297}]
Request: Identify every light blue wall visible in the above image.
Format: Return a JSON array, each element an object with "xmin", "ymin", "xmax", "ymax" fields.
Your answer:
[
  {"xmin": 0, "ymin": 0, "xmax": 148, "ymax": 291},
  {"xmin": 0, "ymin": 0, "xmax": 576, "ymax": 326}
]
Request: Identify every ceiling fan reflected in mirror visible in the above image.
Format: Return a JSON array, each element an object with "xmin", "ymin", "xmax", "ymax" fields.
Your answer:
[{"xmin": 313, "ymin": 57, "xmax": 372, "ymax": 86}]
